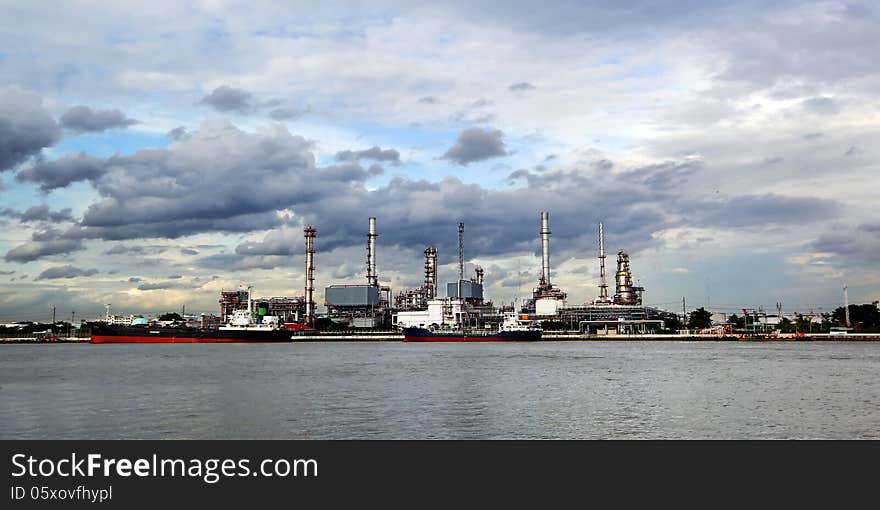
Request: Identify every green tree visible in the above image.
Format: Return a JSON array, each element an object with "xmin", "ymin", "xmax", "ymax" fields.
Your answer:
[
  {"xmin": 727, "ymin": 314, "xmax": 745, "ymax": 329},
  {"xmin": 832, "ymin": 304, "xmax": 880, "ymax": 331},
  {"xmin": 795, "ymin": 314, "xmax": 813, "ymax": 333},
  {"xmin": 662, "ymin": 315, "xmax": 683, "ymax": 331},
  {"xmin": 159, "ymin": 312, "xmax": 183, "ymax": 322},
  {"xmin": 687, "ymin": 307, "xmax": 712, "ymax": 329},
  {"xmin": 777, "ymin": 317, "xmax": 794, "ymax": 333}
]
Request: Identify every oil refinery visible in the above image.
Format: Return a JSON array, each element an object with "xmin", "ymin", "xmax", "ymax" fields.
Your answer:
[
  {"xmin": 212, "ymin": 209, "xmax": 678, "ymax": 335},
  {"xmin": 90, "ymin": 209, "xmax": 681, "ymax": 341}
]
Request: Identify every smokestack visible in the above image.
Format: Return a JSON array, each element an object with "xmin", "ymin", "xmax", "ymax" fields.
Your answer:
[
  {"xmin": 540, "ymin": 211, "xmax": 551, "ymax": 286},
  {"xmin": 304, "ymin": 226, "xmax": 317, "ymax": 324},
  {"xmin": 597, "ymin": 222, "xmax": 610, "ymax": 304},
  {"xmin": 458, "ymin": 223, "xmax": 465, "ymax": 281},
  {"xmin": 424, "ymin": 246, "xmax": 437, "ymax": 300},
  {"xmin": 367, "ymin": 216, "xmax": 378, "ymax": 287}
]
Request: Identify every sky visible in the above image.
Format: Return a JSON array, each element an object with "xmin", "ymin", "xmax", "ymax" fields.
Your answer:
[{"xmin": 1, "ymin": 0, "xmax": 878, "ymax": 321}]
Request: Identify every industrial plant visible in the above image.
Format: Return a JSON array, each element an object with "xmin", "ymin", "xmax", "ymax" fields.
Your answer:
[{"xmin": 209, "ymin": 210, "xmax": 679, "ymax": 335}]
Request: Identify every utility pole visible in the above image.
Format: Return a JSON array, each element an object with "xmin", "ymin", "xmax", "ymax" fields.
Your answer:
[
  {"xmin": 51, "ymin": 304, "xmax": 56, "ymax": 325},
  {"xmin": 70, "ymin": 311, "xmax": 75, "ymax": 338},
  {"xmin": 843, "ymin": 285, "xmax": 850, "ymax": 328}
]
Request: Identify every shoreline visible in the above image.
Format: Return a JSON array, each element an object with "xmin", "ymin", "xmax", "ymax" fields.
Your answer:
[{"xmin": 3, "ymin": 333, "xmax": 880, "ymax": 343}]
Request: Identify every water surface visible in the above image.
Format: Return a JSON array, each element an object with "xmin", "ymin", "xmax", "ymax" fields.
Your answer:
[{"xmin": 1, "ymin": 341, "xmax": 877, "ymax": 439}]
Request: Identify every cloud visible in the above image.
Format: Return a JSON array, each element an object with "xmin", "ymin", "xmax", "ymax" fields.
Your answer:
[
  {"xmin": 808, "ymin": 223, "xmax": 880, "ymax": 266},
  {"xmin": 0, "ymin": 89, "xmax": 61, "ymax": 171},
  {"xmin": 418, "ymin": 96, "xmax": 438, "ymax": 104},
  {"xmin": 234, "ymin": 225, "xmax": 305, "ymax": 256},
  {"xmin": 335, "ymin": 146, "xmax": 401, "ymax": 165},
  {"xmin": 21, "ymin": 205, "xmax": 74, "ymax": 223},
  {"xmin": 59, "ymin": 105, "xmax": 139, "ymax": 133},
  {"xmin": 199, "ymin": 85, "xmax": 256, "ymax": 114},
  {"xmin": 52, "ymin": 120, "xmax": 321, "ymax": 239},
  {"xmin": 16, "ymin": 152, "xmax": 106, "ymax": 190},
  {"xmin": 137, "ymin": 281, "xmax": 185, "ymax": 290},
  {"xmin": 0, "ymin": 205, "xmax": 73, "ymax": 223},
  {"xmin": 442, "ymin": 128, "xmax": 508, "ymax": 165},
  {"xmin": 104, "ymin": 244, "xmax": 167, "ymax": 255},
  {"xmin": 195, "ymin": 253, "xmax": 288, "ymax": 271},
  {"xmin": 269, "ymin": 106, "xmax": 309, "ymax": 121},
  {"xmin": 508, "ymin": 82, "xmax": 536, "ymax": 92},
  {"xmin": 180, "ymin": 248, "xmax": 199, "ymax": 255},
  {"xmin": 801, "ymin": 96, "xmax": 839, "ymax": 115},
  {"xmin": 166, "ymin": 126, "xmax": 187, "ymax": 140},
  {"xmin": 4, "ymin": 228, "xmax": 84, "ymax": 263},
  {"xmin": 35, "ymin": 265, "xmax": 99, "ymax": 280}
]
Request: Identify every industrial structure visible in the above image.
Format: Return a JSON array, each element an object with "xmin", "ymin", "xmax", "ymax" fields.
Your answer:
[
  {"xmin": 526, "ymin": 211, "xmax": 567, "ymax": 315},
  {"xmin": 304, "ymin": 225, "xmax": 317, "ymax": 324},
  {"xmin": 220, "ymin": 288, "xmax": 305, "ymax": 324},
  {"xmin": 519, "ymin": 216, "xmax": 676, "ymax": 334},
  {"xmin": 325, "ymin": 217, "xmax": 392, "ymax": 328},
  {"xmin": 394, "ymin": 246, "xmax": 438, "ymax": 310},
  {"xmin": 181, "ymin": 211, "xmax": 683, "ymax": 334},
  {"xmin": 393, "ymin": 221, "xmax": 499, "ymax": 331}
]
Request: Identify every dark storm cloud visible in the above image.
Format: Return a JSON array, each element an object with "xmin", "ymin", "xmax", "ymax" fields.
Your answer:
[
  {"xmin": 59, "ymin": 105, "xmax": 139, "ymax": 133},
  {"xmin": 104, "ymin": 244, "xmax": 168, "ymax": 255},
  {"xmin": 35, "ymin": 265, "xmax": 98, "ymax": 280},
  {"xmin": 4, "ymin": 227, "xmax": 84, "ymax": 263},
  {"xmin": 65, "ymin": 211, "xmax": 285, "ymax": 241},
  {"xmin": 166, "ymin": 126, "xmax": 187, "ymax": 140},
  {"xmin": 809, "ymin": 224, "xmax": 880, "ymax": 265},
  {"xmin": 335, "ymin": 146, "xmax": 401, "ymax": 165},
  {"xmin": 199, "ymin": 85, "xmax": 256, "ymax": 114},
  {"xmin": 21, "ymin": 205, "xmax": 73, "ymax": 223},
  {"xmin": 0, "ymin": 205, "xmax": 73, "ymax": 223},
  {"xmin": 18, "ymin": 118, "xmax": 843, "ymax": 279},
  {"xmin": 0, "ymin": 89, "xmax": 61, "ymax": 171},
  {"xmin": 43, "ymin": 120, "xmax": 390, "ymax": 241},
  {"xmin": 442, "ymin": 127, "xmax": 508, "ymax": 165},
  {"xmin": 16, "ymin": 152, "xmax": 106, "ymax": 190},
  {"xmin": 508, "ymin": 82, "xmax": 536, "ymax": 92}
]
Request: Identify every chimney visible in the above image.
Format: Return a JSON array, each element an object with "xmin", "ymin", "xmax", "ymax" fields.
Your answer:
[
  {"xmin": 367, "ymin": 217, "xmax": 378, "ymax": 286},
  {"xmin": 540, "ymin": 211, "xmax": 551, "ymax": 287},
  {"xmin": 304, "ymin": 226, "xmax": 317, "ymax": 323}
]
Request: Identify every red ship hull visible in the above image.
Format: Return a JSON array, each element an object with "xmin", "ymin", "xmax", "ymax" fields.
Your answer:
[
  {"xmin": 90, "ymin": 335, "xmax": 271, "ymax": 344},
  {"xmin": 88, "ymin": 322, "xmax": 296, "ymax": 343}
]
